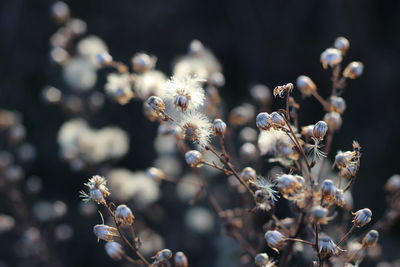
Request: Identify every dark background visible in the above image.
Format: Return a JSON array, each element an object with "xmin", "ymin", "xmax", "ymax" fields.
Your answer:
[{"xmin": 0, "ymin": 0, "xmax": 400, "ymax": 266}]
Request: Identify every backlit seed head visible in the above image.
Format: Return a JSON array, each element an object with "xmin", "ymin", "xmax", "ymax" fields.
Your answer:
[
  {"xmin": 240, "ymin": 167, "xmax": 257, "ymax": 182},
  {"xmin": 310, "ymin": 205, "xmax": 329, "ymax": 224},
  {"xmin": 93, "ymin": 224, "xmax": 119, "ymax": 242},
  {"xmin": 256, "ymin": 112, "xmax": 272, "ymax": 131},
  {"xmin": 213, "ymin": 119, "xmax": 227, "ymax": 136},
  {"xmin": 276, "ymin": 174, "xmax": 305, "ymax": 196},
  {"xmin": 105, "ymin": 242, "xmax": 124, "ymax": 260},
  {"xmin": 335, "ymin": 189, "xmax": 346, "ymax": 207},
  {"xmin": 343, "ymin": 61, "xmax": 364, "ymax": 79},
  {"xmin": 270, "ymin": 112, "xmax": 286, "ymax": 128},
  {"xmin": 320, "ymin": 48, "xmax": 342, "ymax": 69},
  {"xmin": 265, "ymin": 230, "xmax": 286, "ymax": 252},
  {"xmin": 146, "ymin": 96, "xmax": 165, "ymax": 112},
  {"xmin": 334, "ymin": 37, "xmax": 350, "ymax": 54},
  {"xmin": 384, "ymin": 174, "xmax": 400, "ymax": 192},
  {"xmin": 255, "ymin": 253, "xmax": 270, "ymax": 266},
  {"xmin": 174, "ymin": 251, "xmax": 188, "ymax": 267},
  {"xmin": 313, "ymin": 121, "xmax": 328, "ymax": 140},
  {"xmin": 115, "ymin": 204, "xmax": 135, "ymax": 225},
  {"xmin": 146, "ymin": 167, "xmax": 166, "ymax": 181},
  {"xmin": 153, "ymin": 249, "xmax": 173, "ymax": 264},
  {"xmin": 185, "ymin": 150, "xmax": 203, "ymax": 168},
  {"xmin": 296, "ymin": 75, "xmax": 317, "ymax": 96},
  {"xmin": 81, "ymin": 175, "xmax": 110, "ymax": 204},
  {"xmin": 362, "ymin": 230, "xmax": 379, "ymax": 248},
  {"xmin": 328, "ymin": 96, "xmax": 346, "ymax": 114},
  {"xmin": 352, "ymin": 208, "xmax": 372, "ymax": 227},
  {"xmin": 250, "ymin": 84, "xmax": 272, "ymax": 105},
  {"xmin": 321, "ymin": 179, "xmax": 336, "ymax": 202},
  {"xmin": 323, "ymin": 112, "xmax": 342, "ymax": 131},
  {"xmin": 318, "ymin": 236, "xmax": 337, "ymax": 256},
  {"xmin": 131, "ymin": 52, "xmax": 157, "ymax": 73}
]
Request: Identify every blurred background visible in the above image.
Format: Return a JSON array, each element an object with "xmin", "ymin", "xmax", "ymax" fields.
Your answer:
[{"xmin": 0, "ymin": 0, "xmax": 400, "ymax": 266}]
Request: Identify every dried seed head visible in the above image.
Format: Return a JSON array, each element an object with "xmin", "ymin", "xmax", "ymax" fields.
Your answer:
[
  {"xmin": 310, "ymin": 205, "xmax": 329, "ymax": 224},
  {"xmin": 296, "ymin": 75, "xmax": 317, "ymax": 96},
  {"xmin": 343, "ymin": 61, "xmax": 364, "ymax": 79},
  {"xmin": 320, "ymin": 48, "xmax": 342, "ymax": 69},
  {"xmin": 265, "ymin": 230, "xmax": 286, "ymax": 252},
  {"xmin": 213, "ymin": 119, "xmax": 227, "ymax": 136},
  {"xmin": 174, "ymin": 251, "xmax": 188, "ymax": 267},
  {"xmin": 153, "ymin": 249, "xmax": 173, "ymax": 264},
  {"xmin": 270, "ymin": 112, "xmax": 286, "ymax": 128},
  {"xmin": 81, "ymin": 175, "xmax": 110, "ymax": 204},
  {"xmin": 313, "ymin": 121, "xmax": 328, "ymax": 140},
  {"xmin": 323, "ymin": 112, "xmax": 342, "ymax": 131},
  {"xmin": 273, "ymin": 83, "xmax": 293, "ymax": 98},
  {"xmin": 131, "ymin": 52, "xmax": 157, "ymax": 73},
  {"xmin": 105, "ymin": 242, "xmax": 124, "ymax": 260},
  {"xmin": 240, "ymin": 167, "xmax": 257, "ymax": 182},
  {"xmin": 146, "ymin": 167, "xmax": 166, "ymax": 181},
  {"xmin": 318, "ymin": 236, "xmax": 337, "ymax": 256},
  {"xmin": 179, "ymin": 112, "xmax": 212, "ymax": 147},
  {"xmin": 334, "ymin": 37, "xmax": 350, "ymax": 54},
  {"xmin": 321, "ymin": 179, "xmax": 336, "ymax": 202},
  {"xmin": 384, "ymin": 174, "xmax": 400, "ymax": 192},
  {"xmin": 185, "ymin": 150, "xmax": 203, "ymax": 168},
  {"xmin": 256, "ymin": 112, "xmax": 272, "ymax": 131},
  {"xmin": 146, "ymin": 96, "xmax": 166, "ymax": 112},
  {"xmin": 164, "ymin": 76, "xmax": 205, "ymax": 111},
  {"xmin": 276, "ymin": 174, "xmax": 304, "ymax": 196},
  {"xmin": 328, "ymin": 96, "xmax": 346, "ymax": 114},
  {"xmin": 335, "ymin": 189, "xmax": 346, "ymax": 207},
  {"xmin": 339, "ymin": 163, "xmax": 357, "ymax": 179},
  {"xmin": 255, "ymin": 253, "xmax": 270, "ymax": 267},
  {"xmin": 362, "ymin": 230, "xmax": 379, "ymax": 248},
  {"xmin": 352, "ymin": 208, "xmax": 372, "ymax": 227},
  {"xmin": 250, "ymin": 84, "xmax": 272, "ymax": 105},
  {"xmin": 115, "ymin": 204, "xmax": 135, "ymax": 225},
  {"xmin": 97, "ymin": 52, "xmax": 113, "ymax": 66},
  {"xmin": 334, "ymin": 151, "xmax": 354, "ymax": 168},
  {"xmin": 93, "ymin": 224, "xmax": 119, "ymax": 242}
]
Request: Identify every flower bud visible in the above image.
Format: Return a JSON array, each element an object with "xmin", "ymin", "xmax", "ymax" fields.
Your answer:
[
  {"xmin": 352, "ymin": 208, "xmax": 372, "ymax": 227},
  {"xmin": 310, "ymin": 205, "xmax": 329, "ymax": 224},
  {"xmin": 93, "ymin": 224, "xmax": 119, "ymax": 242},
  {"xmin": 320, "ymin": 48, "xmax": 342, "ymax": 69},
  {"xmin": 115, "ymin": 204, "xmax": 135, "ymax": 225},
  {"xmin": 255, "ymin": 253, "xmax": 270, "ymax": 267},
  {"xmin": 213, "ymin": 119, "xmax": 227, "ymax": 136},
  {"xmin": 153, "ymin": 249, "xmax": 172, "ymax": 264},
  {"xmin": 270, "ymin": 112, "xmax": 286, "ymax": 127},
  {"xmin": 362, "ymin": 230, "xmax": 379, "ymax": 248},
  {"xmin": 174, "ymin": 251, "xmax": 188, "ymax": 267},
  {"xmin": 240, "ymin": 167, "xmax": 257, "ymax": 182},
  {"xmin": 265, "ymin": 230, "xmax": 286, "ymax": 252},
  {"xmin": 384, "ymin": 174, "xmax": 400, "ymax": 192},
  {"xmin": 174, "ymin": 94, "xmax": 190, "ymax": 111},
  {"xmin": 296, "ymin": 75, "xmax": 317, "ymax": 96},
  {"xmin": 318, "ymin": 236, "xmax": 337, "ymax": 256},
  {"xmin": 328, "ymin": 96, "xmax": 346, "ymax": 114},
  {"xmin": 185, "ymin": 150, "xmax": 203, "ymax": 168},
  {"xmin": 250, "ymin": 84, "xmax": 272, "ymax": 105},
  {"xmin": 313, "ymin": 121, "xmax": 328, "ymax": 140},
  {"xmin": 334, "ymin": 36, "xmax": 350, "ymax": 54},
  {"xmin": 131, "ymin": 52, "xmax": 156, "ymax": 73},
  {"xmin": 146, "ymin": 96, "xmax": 165, "ymax": 112},
  {"xmin": 105, "ymin": 242, "xmax": 124, "ymax": 260},
  {"xmin": 146, "ymin": 167, "xmax": 166, "ymax": 181},
  {"xmin": 343, "ymin": 61, "xmax": 364, "ymax": 79},
  {"xmin": 323, "ymin": 112, "xmax": 342, "ymax": 131},
  {"xmin": 321, "ymin": 179, "xmax": 336, "ymax": 202},
  {"xmin": 256, "ymin": 112, "xmax": 272, "ymax": 130}
]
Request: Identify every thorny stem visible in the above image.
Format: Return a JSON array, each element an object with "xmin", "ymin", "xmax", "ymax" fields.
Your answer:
[{"xmin": 104, "ymin": 203, "xmax": 151, "ymax": 266}]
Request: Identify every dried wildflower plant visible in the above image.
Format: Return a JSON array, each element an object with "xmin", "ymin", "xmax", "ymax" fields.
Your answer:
[{"xmin": 38, "ymin": 4, "xmax": 397, "ymax": 266}]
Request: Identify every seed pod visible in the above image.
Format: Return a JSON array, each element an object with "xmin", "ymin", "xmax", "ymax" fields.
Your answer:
[
  {"xmin": 323, "ymin": 112, "xmax": 342, "ymax": 131},
  {"xmin": 334, "ymin": 36, "xmax": 350, "ymax": 54},
  {"xmin": 105, "ymin": 242, "xmax": 124, "ymax": 260},
  {"xmin": 265, "ymin": 230, "xmax": 286, "ymax": 252},
  {"xmin": 335, "ymin": 189, "xmax": 346, "ymax": 207},
  {"xmin": 174, "ymin": 251, "xmax": 188, "ymax": 267},
  {"xmin": 131, "ymin": 52, "xmax": 156, "ymax": 73},
  {"xmin": 256, "ymin": 112, "xmax": 272, "ymax": 130},
  {"xmin": 310, "ymin": 205, "xmax": 329, "ymax": 224},
  {"xmin": 213, "ymin": 119, "xmax": 227, "ymax": 136},
  {"xmin": 321, "ymin": 179, "xmax": 336, "ymax": 202},
  {"xmin": 270, "ymin": 112, "xmax": 286, "ymax": 128},
  {"xmin": 343, "ymin": 61, "xmax": 364, "ymax": 79},
  {"xmin": 296, "ymin": 75, "xmax": 317, "ymax": 96},
  {"xmin": 255, "ymin": 253, "xmax": 270, "ymax": 267},
  {"xmin": 328, "ymin": 96, "xmax": 346, "ymax": 114},
  {"xmin": 240, "ymin": 167, "xmax": 257, "ymax": 182},
  {"xmin": 313, "ymin": 121, "xmax": 328, "ymax": 140},
  {"xmin": 115, "ymin": 204, "xmax": 135, "ymax": 225},
  {"xmin": 362, "ymin": 230, "xmax": 379, "ymax": 248},
  {"xmin": 93, "ymin": 224, "xmax": 119, "ymax": 242},
  {"xmin": 184, "ymin": 150, "xmax": 203, "ymax": 168},
  {"xmin": 301, "ymin": 125, "xmax": 315, "ymax": 139},
  {"xmin": 276, "ymin": 174, "xmax": 304, "ymax": 196},
  {"xmin": 146, "ymin": 167, "xmax": 166, "ymax": 181},
  {"xmin": 318, "ymin": 236, "xmax": 337, "ymax": 256},
  {"xmin": 320, "ymin": 48, "xmax": 342, "ymax": 69},
  {"xmin": 146, "ymin": 96, "xmax": 165, "ymax": 112},
  {"xmin": 352, "ymin": 208, "xmax": 372, "ymax": 227},
  {"xmin": 153, "ymin": 249, "xmax": 172, "ymax": 264}
]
